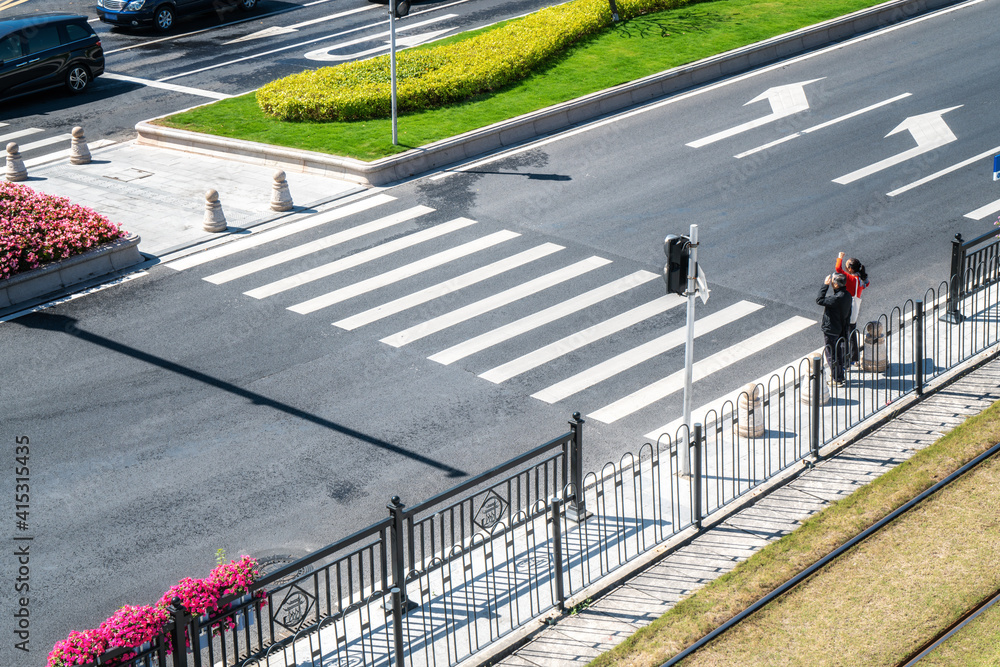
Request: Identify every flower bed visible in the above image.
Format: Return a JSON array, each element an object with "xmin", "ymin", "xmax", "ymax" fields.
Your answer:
[
  {"xmin": 47, "ymin": 556, "xmax": 264, "ymax": 667},
  {"xmin": 255, "ymin": 0, "xmax": 686, "ymax": 122},
  {"xmin": 0, "ymin": 182, "xmax": 125, "ymax": 281}
]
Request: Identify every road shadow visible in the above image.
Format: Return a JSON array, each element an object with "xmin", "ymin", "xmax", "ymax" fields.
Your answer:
[{"xmin": 16, "ymin": 312, "xmax": 467, "ymax": 478}]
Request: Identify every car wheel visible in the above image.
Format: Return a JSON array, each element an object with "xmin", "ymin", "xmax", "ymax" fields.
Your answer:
[
  {"xmin": 153, "ymin": 5, "xmax": 175, "ymax": 31},
  {"xmin": 66, "ymin": 65, "xmax": 91, "ymax": 93},
  {"xmin": 238, "ymin": 0, "xmax": 257, "ymax": 10}
]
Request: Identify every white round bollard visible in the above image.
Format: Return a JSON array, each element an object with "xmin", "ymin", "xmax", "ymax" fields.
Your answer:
[
  {"xmin": 800, "ymin": 355, "xmax": 830, "ymax": 406},
  {"xmin": 860, "ymin": 321, "xmax": 887, "ymax": 373},
  {"xmin": 5, "ymin": 142, "xmax": 27, "ymax": 182},
  {"xmin": 203, "ymin": 189, "xmax": 228, "ymax": 233},
  {"xmin": 737, "ymin": 383, "xmax": 765, "ymax": 438},
  {"xmin": 70, "ymin": 126, "xmax": 92, "ymax": 165},
  {"xmin": 270, "ymin": 170, "xmax": 293, "ymax": 212}
]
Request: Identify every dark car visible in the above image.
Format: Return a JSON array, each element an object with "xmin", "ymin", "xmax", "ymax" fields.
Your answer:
[
  {"xmin": 96, "ymin": 0, "xmax": 258, "ymax": 32},
  {"xmin": 0, "ymin": 13, "xmax": 104, "ymax": 100}
]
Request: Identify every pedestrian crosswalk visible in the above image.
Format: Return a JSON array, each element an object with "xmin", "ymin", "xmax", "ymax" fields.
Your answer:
[
  {"xmin": 0, "ymin": 123, "xmax": 117, "ymax": 167},
  {"xmin": 164, "ymin": 193, "xmax": 820, "ymax": 434}
]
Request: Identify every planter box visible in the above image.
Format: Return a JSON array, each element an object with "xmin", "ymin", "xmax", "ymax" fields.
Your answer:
[{"xmin": 0, "ymin": 233, "xmax": 143, "ymax": 310}]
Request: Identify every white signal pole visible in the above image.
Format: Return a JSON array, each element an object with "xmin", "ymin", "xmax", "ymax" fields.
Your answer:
[
  {"xmin": 389, "ymin": 0, "xmax": 399, "ymax": 145},
  {"xmin": 681, "ymin": 224, "xmax": 698, "ymax": 476}
]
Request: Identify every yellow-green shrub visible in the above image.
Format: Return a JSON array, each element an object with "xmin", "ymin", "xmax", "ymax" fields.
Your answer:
[{"xmin": 256, "ymin": 0, "xmax": 686, "ymax": 122}]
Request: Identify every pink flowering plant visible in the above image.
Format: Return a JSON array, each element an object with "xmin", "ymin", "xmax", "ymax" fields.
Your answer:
[
  {"xmin": 0, "ymin": 182, "xmax": 125, "ymax": 280},
  {"xmin": 46, "ymin": 557, "xmax": 262, "ymax": 667}
]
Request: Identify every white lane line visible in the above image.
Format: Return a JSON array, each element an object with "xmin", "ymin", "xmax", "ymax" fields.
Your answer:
[
  {"xmin": 0, "ymin": 128, "xmax": 43, "ymax": 143},
  {"xmin": 157, "ymin": 0, "xmax": 477, "ymax": 81},
  {"xmin": 204, "ymin": 205, "xmax": 433, "ymax": 284},
  {"xmin": 101, "ymin": 72, "xmax": 233, "ymax": 99},
  {"xmin": 246, "ymin": 217, "xmax": 477, "ymax": 299},
  {"xmin": 480, "ymin": 294, "xmax": 685, "ymax": 384},
  {"xmin": 965, "ymin": 198, "xmax": 1000, "ymax": 221},
  {"xmin": 734, "ymin": 93, "xmax": 911, "ymax": 159},
  {"xmin": 17, "ymin": 133, "xmax": 71, "ymax": 153},
  {"xmin": 0, "ymin": 271, "xmax": 148, "ymax": 324},
  {"xmin": 643, "ymin": 346, "xmax": 824, "ymax": 442},
  {"xmin": 888, "ymin": 144, "xmax": 1000, "ymax": 196},
  {"xmin": 334, "ymin": 243, "xmax": 564, "ymax": 330},
  {"xmin": 165, "ymin": 194, "xmax": 395, "ymax": 271},
  {"xmin": 429, "ymin": 270, "xmax": 659, "ymax": 366},
  {"xmin": 289, "ymin": 230, "xmax": 520, "ymax": 314},
  {"xmin": 589, "ymin": 316, "xmax": 814, "ymax": 424},
  {"xmin": 23, "ymin": 140, "xmax": 116, "ymax": 168},
  {"xmin": 430, "ymin": 0, "xmax": 984, "ymax": 181},
  {"xmin": 380, "ymin": 256, "xmax": 612, "ymax": 348},
  {"xmin": 531, "ymin": 301, "xmax": 762, "ymax": 405}
]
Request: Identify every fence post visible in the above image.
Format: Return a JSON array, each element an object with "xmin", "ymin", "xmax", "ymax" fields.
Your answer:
[
  {"xmin": 168, "ymin": 598, "xmax": 190, "ymax": 667},
  {"xmin": 942, "ymin": 233, "xmax": 965, "ymax": 324},
  {"xmin": 810, "ymin": 355, "xmax": 821, "ymax": 461},
  {"xmin": 693, "ymin": 423, "xmax": 702, "ymax": 531},
  {"xmin": 386, "ymin": 496, "xmax": 413, "ymax": 612},
  {"xmin": 566, "ymin": 412, "xmax": 589, "ymax": 522},
  {"xmin": 915, "ymin": 300, "xmax": 925, "ymax": 396},
  {"xmin": 391, "ymin": 587, "xmax": 405, "ymax": 667},
  {"xmin": 550, "ymin": 497, "xmax": 566, "ymax": 612}
]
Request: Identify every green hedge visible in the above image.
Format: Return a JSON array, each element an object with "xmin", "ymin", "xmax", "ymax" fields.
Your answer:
[{"xmin": 256, "ymin": 0, "xmax": 686, "ymax": 122}]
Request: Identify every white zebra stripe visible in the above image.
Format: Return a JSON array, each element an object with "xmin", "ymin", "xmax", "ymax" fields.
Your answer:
[{"xmin": 380, "ymin": 256, "xmax": 612, "ymax": 348}]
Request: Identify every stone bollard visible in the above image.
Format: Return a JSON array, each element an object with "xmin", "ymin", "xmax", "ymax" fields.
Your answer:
[
  {"xmin": 737, "ymin": 382, "xmax": 765, "ymax": 438},
  {"xmin": 5, "ymin": 142, "xmax": 27, "ymax": 182},
  {"xmin": 800, "ymin": 357, "xmax": 830, "ymax": 406},
  {"xmin": 270, "ymin": 169, "xmax": 293, "ymax": 212},
  {"xmin": 860, "ymin": 321, "xmax": 887, "ymax": 373},
  {"xmin": 203, "ymin": 189, "xmax": 227, "ymax": 233},
  {"xmin": 70, "ymin": 126, "xmax": 92, "ymax": 165}
]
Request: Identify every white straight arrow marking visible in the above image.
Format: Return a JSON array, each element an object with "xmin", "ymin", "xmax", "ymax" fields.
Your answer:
[
  {"xmin": 224, "ymin": 5, "xmax": 377, "ymax": 44},
  {"xmin": 304, "ymin": 17, "xmax": 455, "ymax": 62},
  {"xmin": 686, "ymin": 78, "xmax": 824, "ymax": 148},
  {"xmin": 833, "ymin": 106, "xmax": 962, "ymax": 184}
]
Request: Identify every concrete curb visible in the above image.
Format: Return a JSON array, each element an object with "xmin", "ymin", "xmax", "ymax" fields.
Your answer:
[
  {"xmin": 0, "ymin": 233, "xmax": 142, "ymax": 309},
  {"xmin": 135, "ymin": 0, "xmax": 964, "ymax": 186}
]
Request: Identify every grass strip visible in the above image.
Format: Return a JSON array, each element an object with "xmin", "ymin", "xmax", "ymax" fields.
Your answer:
[
  {"xmin": 158, "ymin": 0, "xmax": 890, "ymax": 161},
  {"xmin": 679, "ymin": 446, "xmax": 1000, "ymax": 665},
  {"xmin": 589, "ymin": 398, "xmax": 1000, "ymax": 667},
  {"xmin": 916, "ymin": 598, "xmax": 1000, "ymax": 666}
]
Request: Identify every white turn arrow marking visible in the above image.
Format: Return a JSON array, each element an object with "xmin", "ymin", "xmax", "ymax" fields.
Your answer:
[
  {"xmin": 833, "ymin": 106, "xmax": 962, "ymax": 184},
  {"xmin": 305, "ymin": 17, "xmax": 455, "ymax": 62},
  {"xmin": 224, "ymin": 5, "xmax": 377, "ymax": 45},
  {"xmin": 686, "ymin": 78, "xmax": 824, "ymax": 148}
]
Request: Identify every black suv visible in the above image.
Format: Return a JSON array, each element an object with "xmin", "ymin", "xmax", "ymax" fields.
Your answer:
[
  {"xmin": 97, "ymin": 0, "xmax": 258, "ymax": 32},
  {"xmin": 0, "ymin": 13, "xmax": 104, "ymax": 100}
]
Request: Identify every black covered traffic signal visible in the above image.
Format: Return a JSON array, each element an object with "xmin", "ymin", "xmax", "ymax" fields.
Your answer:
[
  {"xmin": 663, "ymin": 234, "xmax": 690, "ymax": 295},
  {"xmin": 391, "ymin": 0, "xmax": 410, "ymax": 18}
]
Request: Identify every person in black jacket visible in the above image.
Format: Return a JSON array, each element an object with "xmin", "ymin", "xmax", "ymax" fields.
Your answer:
[{"xmin": 817, "ymin": 273, "xmax": 852, "ymax": 386}]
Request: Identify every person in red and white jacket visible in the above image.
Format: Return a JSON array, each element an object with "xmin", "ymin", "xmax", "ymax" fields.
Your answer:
[{"xmin": 836, "ymin": 251, "xmax": 870, "ymax": 367}]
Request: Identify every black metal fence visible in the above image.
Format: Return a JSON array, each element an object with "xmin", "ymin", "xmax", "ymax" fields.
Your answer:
[
  {"xmin": 944, "ymin": 230, "xmax": 1000, "ymax": 322},
  {"xmin": 85, "ymin": 260, "xmax": 1000, "ymax": 667}
]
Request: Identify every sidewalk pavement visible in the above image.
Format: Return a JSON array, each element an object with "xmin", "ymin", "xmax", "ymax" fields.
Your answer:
[
  {"xmin": 491, "ymin": 355, "xmax": 1000, "ymax": 667},
  {"xmin": 25, "ymin": 141, "xmax": 365, "ymax": 258}
]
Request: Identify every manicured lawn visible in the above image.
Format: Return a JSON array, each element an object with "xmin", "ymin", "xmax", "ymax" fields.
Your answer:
[
  {"xmin": 158, "ymin": 0, "xmax": 889, "ymax": 161},
  {"xmin": 589, "ymin": 400, "xmax": 1000, "ymax": 667}
]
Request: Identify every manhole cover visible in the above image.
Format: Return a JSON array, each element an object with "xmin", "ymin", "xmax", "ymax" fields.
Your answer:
[{"xmin": 103, "ymin": 167, "xmax": 153, "ymax": 182}]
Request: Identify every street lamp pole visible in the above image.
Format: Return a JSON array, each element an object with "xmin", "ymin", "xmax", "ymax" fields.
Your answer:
[{"xmin": 389, "ymin": 0, "xmax": 399, "ymax": 145}]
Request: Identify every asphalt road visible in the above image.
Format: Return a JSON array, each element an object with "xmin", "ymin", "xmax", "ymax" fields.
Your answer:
[{"xmin": 2, "ymin": 0, "xmax": 999, "ymax": 664}]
